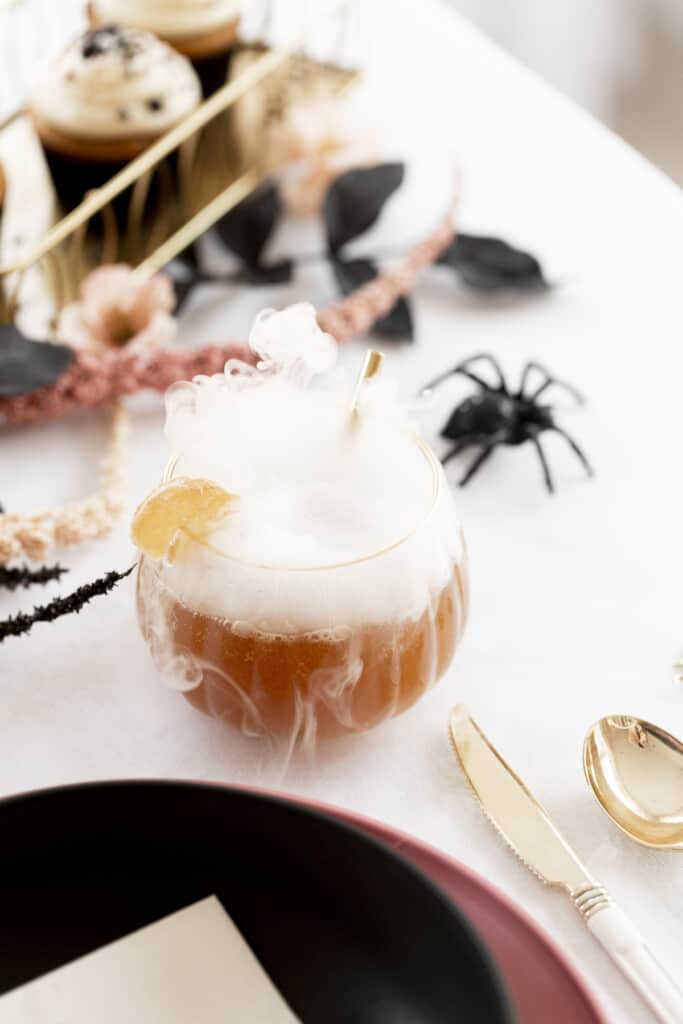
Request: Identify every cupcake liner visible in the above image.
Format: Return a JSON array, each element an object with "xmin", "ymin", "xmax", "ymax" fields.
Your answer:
[
  {"xmin": 191, "ymin": 48, "xmax": 235, "ymax": 97},
  {"xmin": 170, "ymin": 19, "xmax": 240, "ymax": 96},
  {"xmin": 35, "ymin": 127, "xmax": 182, "ymax": 230},
  {"xmin": 33, "ymin": 118, "xmax": 149, "ymax": 213}
]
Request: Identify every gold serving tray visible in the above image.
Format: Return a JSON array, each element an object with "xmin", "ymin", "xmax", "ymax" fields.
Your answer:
[{"xmin": 0, "ymin": 24, "xmax": 357, "ymax": 328}]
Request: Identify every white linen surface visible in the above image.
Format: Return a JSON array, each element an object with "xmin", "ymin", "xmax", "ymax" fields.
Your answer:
[{"xmin": 2, "ymin": 3, "xmax": 683, "ymax": 1022}]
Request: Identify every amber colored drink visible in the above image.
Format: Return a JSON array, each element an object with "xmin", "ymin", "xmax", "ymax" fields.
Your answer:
[{"xmin": 137, "ymin": 559, "xmax": 468, "ymax": 742}]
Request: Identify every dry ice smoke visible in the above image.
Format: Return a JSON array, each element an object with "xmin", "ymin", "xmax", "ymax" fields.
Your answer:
[
  {"xmin": 140, "ymin": 304, "xmax": 466, "ymax": 764},
  {"xmin": 164, "ymin": 303, "xmax": 441, "ymax": 577}
]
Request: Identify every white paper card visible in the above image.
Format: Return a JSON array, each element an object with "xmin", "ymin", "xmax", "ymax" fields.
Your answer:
[{"xmin": 0, "ymin": 895, "xmax": 300, "ymax": 1023}]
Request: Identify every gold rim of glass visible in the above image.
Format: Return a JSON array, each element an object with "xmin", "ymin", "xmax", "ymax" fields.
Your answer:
[{"xmin": 161, "ymin": 436, "xmax": 443, "ymax": 572}]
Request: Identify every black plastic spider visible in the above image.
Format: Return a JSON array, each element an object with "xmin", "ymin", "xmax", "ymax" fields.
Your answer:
[{"xmin": 422, "ymin": 354, "xmax": 593, "ymax": 493}]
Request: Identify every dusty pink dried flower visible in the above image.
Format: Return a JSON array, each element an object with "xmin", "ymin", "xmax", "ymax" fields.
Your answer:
[{"xmin": 57, "ymin": 264, "xmax": 176, "ymax": 354}]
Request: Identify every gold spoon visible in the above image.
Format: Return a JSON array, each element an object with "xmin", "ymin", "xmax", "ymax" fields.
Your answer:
[{"xmin": 583, "ymin": 715, "xmax": 683, "ymax": 851}]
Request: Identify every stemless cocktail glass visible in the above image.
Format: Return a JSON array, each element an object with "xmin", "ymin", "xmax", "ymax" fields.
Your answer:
[
  {"xmin": 136, "ymin": 441, "xmax": 467, "ymax": 747},
  {"xmin": 134, "ymin": 305, "xmax": 469, "ymax": 749}
]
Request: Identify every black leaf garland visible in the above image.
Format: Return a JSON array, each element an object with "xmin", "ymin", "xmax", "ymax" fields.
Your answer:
[
  {"xmin": 0, "ymin": 563, "xmax": 68, "ymax": 592},
  {"xmin": 0, "ymin": 170, "xmax": 552, "ymax": 401},
  {"xmin": 0, "ymin": 323, "xmax": 74, "ymax": 397},
  {"xmin": 331, "ymin": 257, "xmax": 413, "ymax": 340},
  {"xmin": 438, "ymin": 233, "xmax": 548, "ymax": 292},
  {"xmin": 158, "ymin": 167, "xmax": 549, "ymax": 347},
  {"xmin": 323, "ymin": 163, "xmax": 405, "ymax": 255},
  {"xmin": 164, "ymin": 165, "xmax": 408, "ymax": 331},
  {"xmin": 216, "ymin": 182, "xmax": 293, "ymax": 284},
  {"xmin": 167, "ymin": 253, "xmax": 202, "ymax": 314},
  {"xmin": 241, "ymin": 259, "xmax": 294, "ymax": 287},
  {"xmin": 0, "ymin": 565, "xmax": 135, "ymax": 643},
  {"xmin": 216, "ymin": 182, "xmax": 280, "ymax": 266},
  {"xmin": 179, "ymin": 242, "xmax": 200, "ymax": 272},
  {"xmin": 325, "ymin": 164, "xmax": 411, "ymax": 340}
]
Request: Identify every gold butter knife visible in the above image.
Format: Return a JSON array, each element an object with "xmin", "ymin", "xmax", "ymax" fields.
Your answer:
[{"xmin": 449, "ymin": 706, "xmax": 683, "ymax": 1024}]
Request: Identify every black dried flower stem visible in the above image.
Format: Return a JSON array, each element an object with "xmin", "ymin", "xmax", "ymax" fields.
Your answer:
[
  {"xmin": 0, "ymin": 563, "xmax": 68, "ymax": 592},
  {"xmin": 0, "ymin": 564, "xmax": 135, "ymax": 643}
]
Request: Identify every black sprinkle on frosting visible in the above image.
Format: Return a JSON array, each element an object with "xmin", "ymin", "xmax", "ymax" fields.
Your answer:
[
  {"xmin": 146, "ymin": 97, "xmax": 164, "ymax": 112},
  {"xmin": 81, "ymin": 25, "xmax": 144, "ymax": 62},
  {"xmin": 81, "ymin": 26, "xmax": 117, "ymax": 59}
]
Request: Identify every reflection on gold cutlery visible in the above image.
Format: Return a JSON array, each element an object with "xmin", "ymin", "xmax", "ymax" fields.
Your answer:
[
  {"xmin": 584, "ymin": 715, "xmax": 683, "ymax": 851},
  {"xmin": 449, "ymin": 706, "xmax": 683, "ymax": 1024}
]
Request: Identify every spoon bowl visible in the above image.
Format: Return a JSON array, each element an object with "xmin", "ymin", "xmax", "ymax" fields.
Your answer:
[{"xmin": 583, "ymin": 715, "xmax": 683, "ymax": 851}]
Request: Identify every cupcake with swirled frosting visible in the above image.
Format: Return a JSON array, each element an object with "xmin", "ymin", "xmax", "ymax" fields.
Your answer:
[
  {"xmin": 31, "ymin": 25, "xmax": 201, "ymax": 208},
  {"xmin": 89, "ymin": 1, "xmax": 242, "ymax": 95}
]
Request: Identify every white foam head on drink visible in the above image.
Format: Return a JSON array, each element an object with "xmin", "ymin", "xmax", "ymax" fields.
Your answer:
[{"xmin": 160, "ymin": 304, "xmax": 463, "ymax": 635}]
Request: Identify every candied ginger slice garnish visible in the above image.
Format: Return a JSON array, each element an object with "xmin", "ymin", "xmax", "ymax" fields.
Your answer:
[{"xmin": 131, "ymin": 477, "xmax": 237, "ymax": 561}]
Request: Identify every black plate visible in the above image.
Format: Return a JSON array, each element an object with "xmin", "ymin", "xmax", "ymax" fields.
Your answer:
[{"xmin": 0, "ymin": 782, "xmax": 511, "ymax": 1023}]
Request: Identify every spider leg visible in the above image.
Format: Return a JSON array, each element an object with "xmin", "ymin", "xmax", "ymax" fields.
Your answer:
[
  {"xmin": 458, "ymin": 353, "xmax": 509, "ymax": 392},
  {"xmin": 421, "ymin": 366, "xmax": 491, "ymax": 395},
  {"xmin": 549, "ymin": 426, "xmax": 594, "ymax": 478},
  {"xmin": 455, "ymin": 368, "xmax": 498, "ymax": 392},
  {"xmin": 517, "ymin": 361, "xmax": 536, "ymax": 398},
  {"xmin": 530, "ymin": 379, "xmax": 585, "ymax": 405},
  {"xmin": 421, "ymin": 353, "xmax": 509, "ymax": 395},
  {"xmin": 458, "ymin": 445, "xmax": 495, "ymax": 487},
  {"xmin": 519, "ymin": 361, "xmax": 585, "ymax": 405},
  {"xmin": 442, "ymin": 440, "xmax": 471, "ymax": 465},
  {"xmin": 532, "ymin": 436, "xmax": 555, "ymax": 494}
]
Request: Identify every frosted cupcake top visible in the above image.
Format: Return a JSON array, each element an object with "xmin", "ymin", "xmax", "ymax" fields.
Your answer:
[
  {"xmin": 32, "ymin": 26, "xmax": 201, "ymax": 140},
  {"xmin": 90, "ymin": 1, "xmax": 242, "ymax": 40}
]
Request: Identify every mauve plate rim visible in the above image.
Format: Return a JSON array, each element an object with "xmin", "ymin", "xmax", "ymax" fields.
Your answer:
[{"xmin": 0, "ymin": 778, "xmax": 514, "ymax": 1024}]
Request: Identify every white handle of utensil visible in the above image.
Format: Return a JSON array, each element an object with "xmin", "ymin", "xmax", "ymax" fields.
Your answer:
[{"xmin": 588, "ymin": 904, "xmax": 683, "ymax": 1024}]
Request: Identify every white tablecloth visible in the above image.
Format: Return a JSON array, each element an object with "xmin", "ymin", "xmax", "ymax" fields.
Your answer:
[{"xmin": 2, "ymin": 3, "xmax": 683, "ymax": 1022}]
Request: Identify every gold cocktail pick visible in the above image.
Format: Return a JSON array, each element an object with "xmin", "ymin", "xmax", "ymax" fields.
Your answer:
[{"xmin": 348, "ymin": 349, "xmax": 384, "ymax": 427}]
